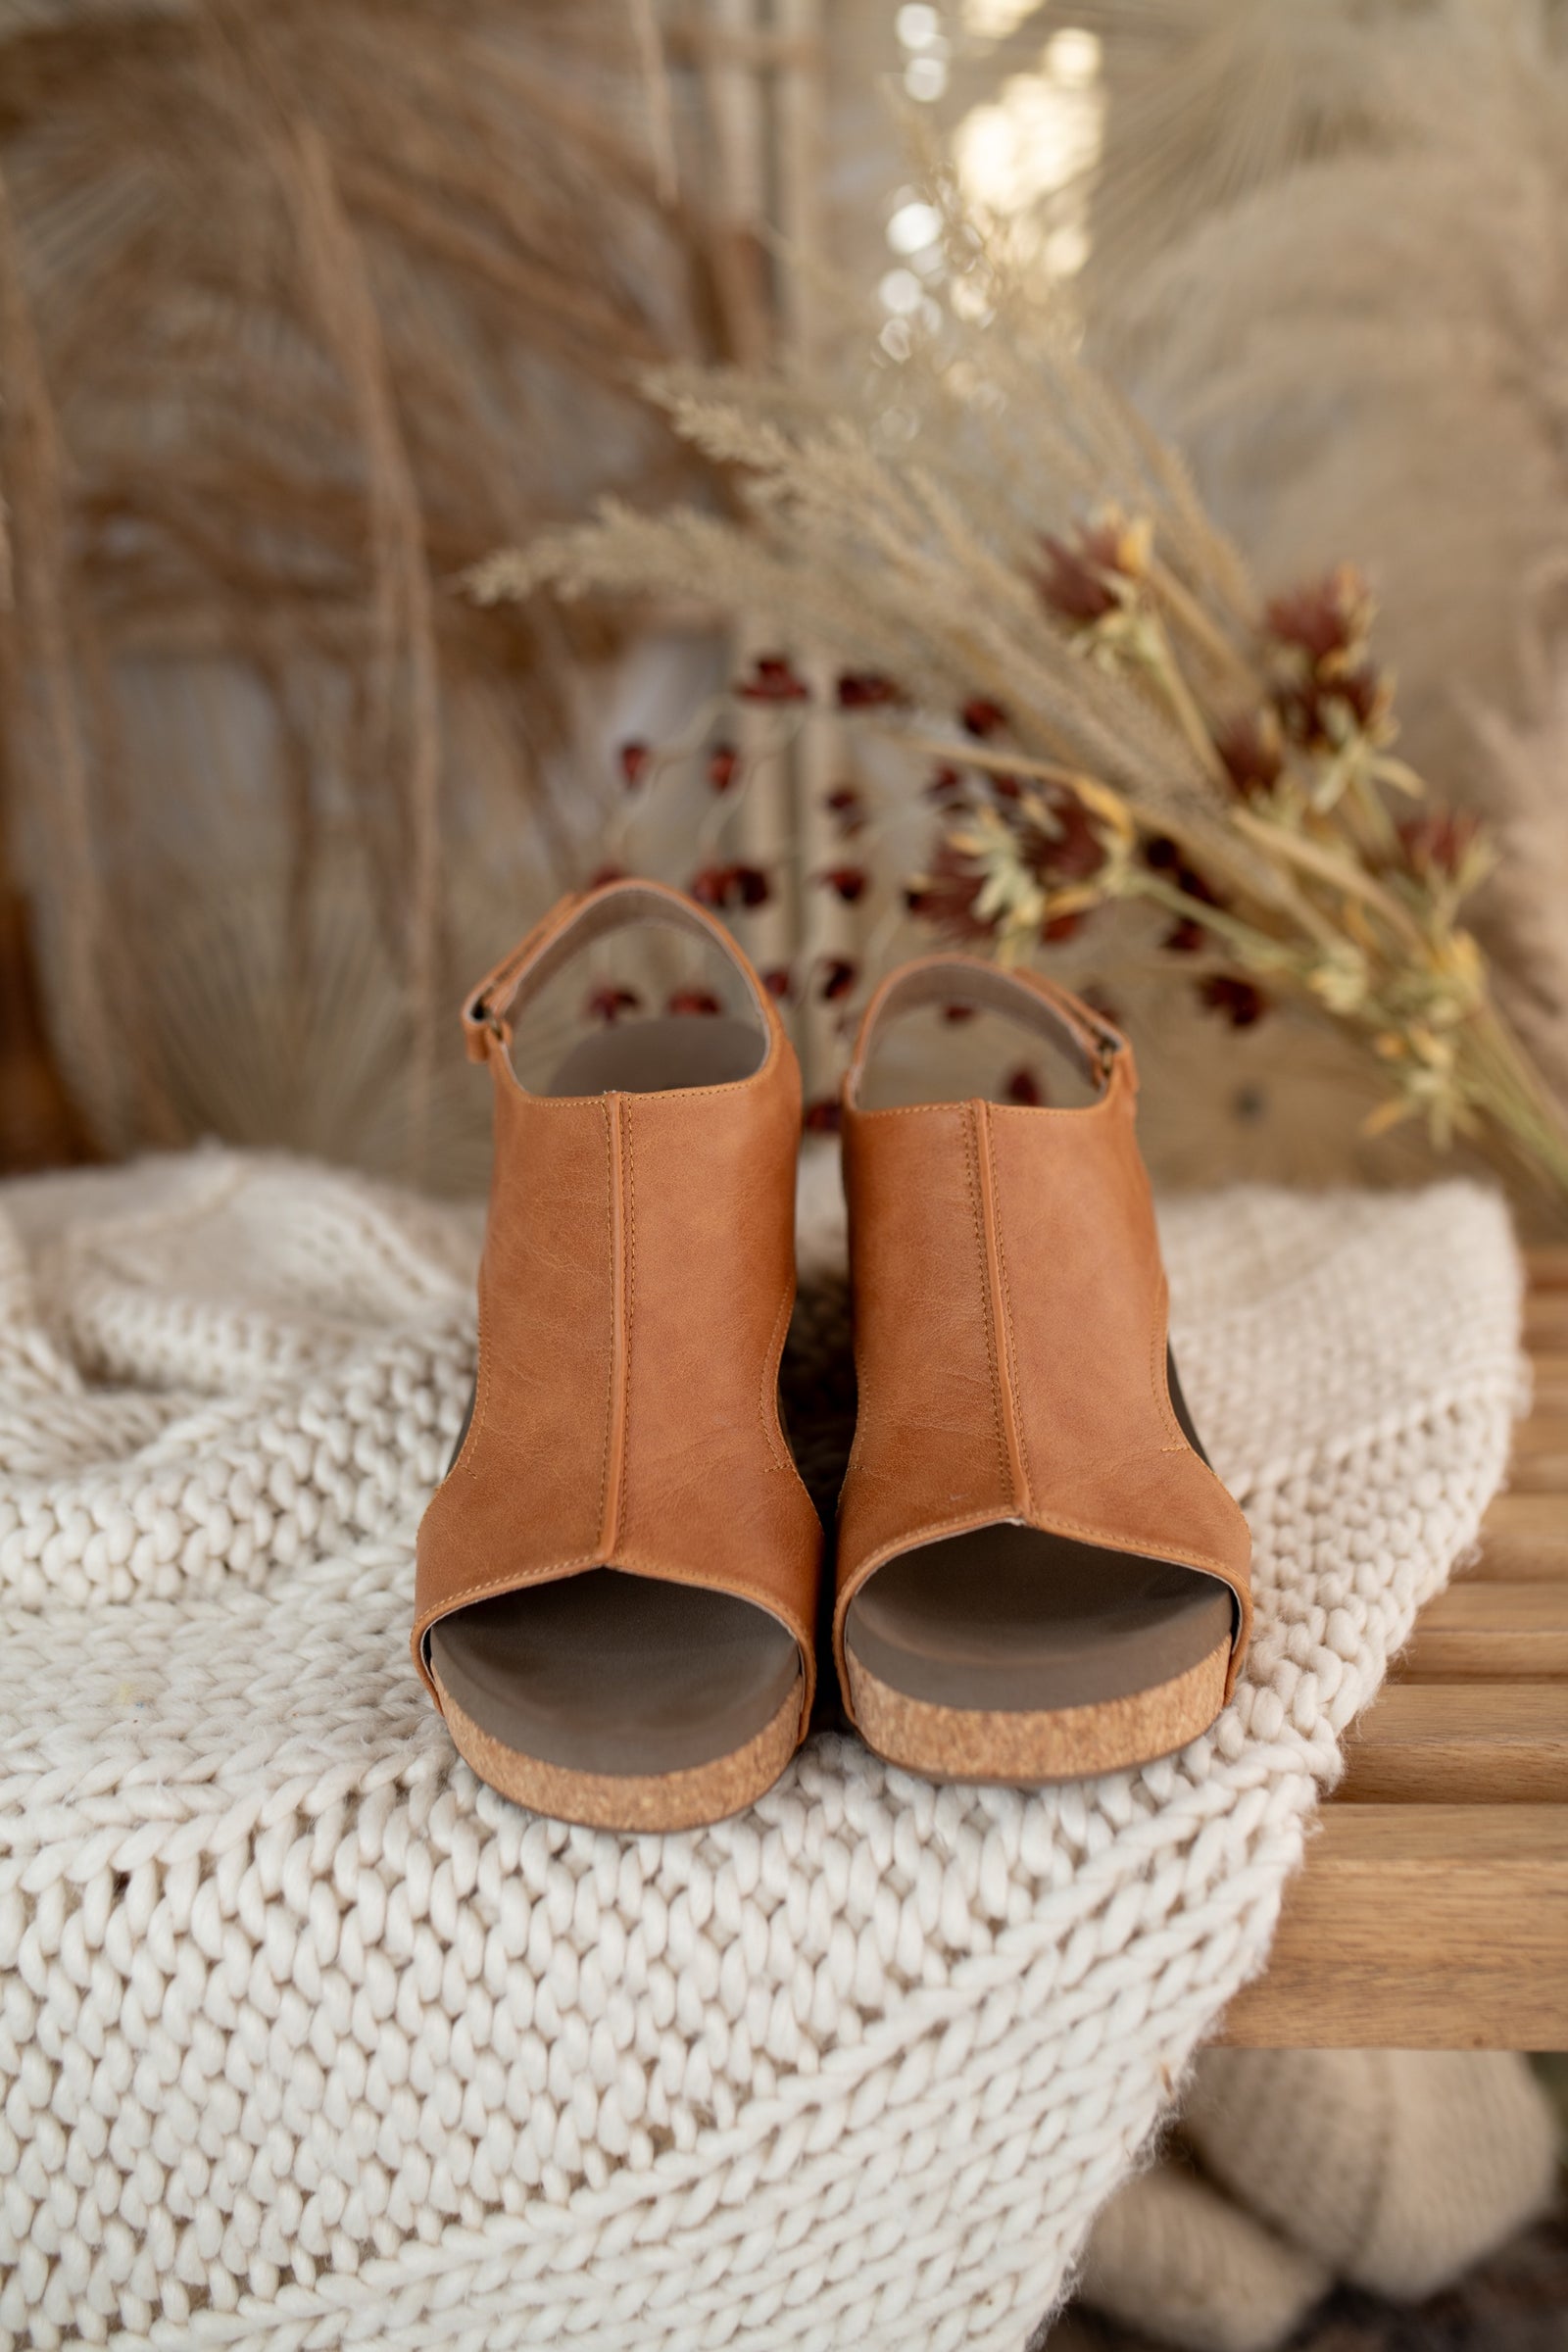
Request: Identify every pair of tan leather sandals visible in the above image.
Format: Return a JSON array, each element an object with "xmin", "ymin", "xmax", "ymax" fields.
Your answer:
[{"xmin": 413, "ymin": 879, "xmax": 1252, "ymax": 1832}]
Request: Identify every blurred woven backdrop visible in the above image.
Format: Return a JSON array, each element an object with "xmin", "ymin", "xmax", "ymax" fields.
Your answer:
[{"xmin": 2, "ymin": 0, "xmax": 1566, "ymax": 1223}]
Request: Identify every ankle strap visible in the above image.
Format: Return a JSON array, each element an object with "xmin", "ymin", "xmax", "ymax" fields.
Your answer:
[
  {"xmin": 463, "ymin": 879, "xmax": 772, "ymax": 1066},
  {"xmin": 843, "ymin": 954, "xmax": 1130, "ymax": 1108}
]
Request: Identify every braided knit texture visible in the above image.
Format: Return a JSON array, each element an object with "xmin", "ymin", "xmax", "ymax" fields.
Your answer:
[{"xmin": 0, "ymin": 1151, "xmax": 1522, "ymax": 2352}]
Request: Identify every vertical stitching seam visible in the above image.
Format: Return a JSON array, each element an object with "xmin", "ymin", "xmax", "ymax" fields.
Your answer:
[
  {"xmin": 986, "ymin": 1105, "xmax": 1034, "ymax": 1512},
  {"xmin": 621, "ymin": 1097, "xmax": 637, "ymax": 1541},
  {"xmin": 963, "ymin": 1102, "xmax": 1011, "ymax": 1494},
  {"xmin": 1151, "ymin": 1269, "xmax": 1189, "ymax": 1453},
  {"xmin": 595, "ymin": 1098, "xmax": 616, "ymax": 1553},
  {"xmin": 758, "ymin": 1282, "xmax": 796, "ymax": 1474},
  {"xmin": 447, "ymin": 1284, "xmax": 486, "ymax": 1490}
]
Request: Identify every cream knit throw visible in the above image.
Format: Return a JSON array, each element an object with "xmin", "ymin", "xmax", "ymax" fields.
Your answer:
[{"xmin": 0, "ymin": 1151, "xmax": 1523, "ymax": 2352}]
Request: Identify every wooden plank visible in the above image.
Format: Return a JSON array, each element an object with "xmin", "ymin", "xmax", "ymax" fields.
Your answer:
[
  {"xmin": 1396, "ymin": 1581, "xmax": 1568, "ymax": 1679},
  {"xmin": 1507, "ymin": 1414, "xmax": 1568, "ymax": 1493},
  {"xmin": 1525, "ymin": 1294, "xmax": 1568, "ymax": 1349},
  {"xmin": 1217, "ymin": 1806, "xmax": 1568, "ymax": 2048},
  {"xmin": 1475, "ymin": 1492, "xmax": 1568, "ymax": 1579},
  {"xmin": 1512, "ymin": 1414, "xmax": 1568, "ymax": 1457},
  {"xmin": 1506, "ymin": 1453, "xmax": 1568, "ymax": 1494},
  {"xmin": 1526, "ymin": 1244, "xmax": 1568, "ymax": 1289},
  {"xmin": 1338, "ymin": 1684, "xmax": 1568, "ymax": 1803},
  {"xmin": 1528, "ymin": 1353, "xmax": 1568, "ymax": 1415}
]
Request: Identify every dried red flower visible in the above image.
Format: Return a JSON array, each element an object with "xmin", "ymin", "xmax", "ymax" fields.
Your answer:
[
  {"xmin": 762, "ymin": 965, "xmax": 794, "ymax": 1002},
  {"xmin": 1276, "ymin": 662, "xmax": 1390, "ymax": 751},
  {"xmin": 824, "ymin": 785, "xmax": 866, "ymax": 836},
  {"xmin": 1035, "ymin": 529, "xmax": 1120, "ymax": 625},
  {"xmin": 587, "ymin": 984, "xmax": 641, "ymax": 1024},
  {"xmin": 1200, "ymin": 974, "xmax": 1268, "ymax": 1029},
  {"xmin": 942, "ymin": 1002, "xmax": 977, "ymax": 1024},
  {"xmin": 803, "ymin": 1098, "xmax": 843, "ymax": 1134},
  {"xmin": 1215, "ymin": 712, "xmax": 1284, "ymax": 800},
  {"xmin": 618, "ymin": 740, "xmax": 651, "ymax": 789},
  {"xmin": 1034, "ymin": 792, "xmax": 1104, "ymax": 887},
  {"xmin": 926, "ymin": 765, "xmax": 966, "ymax": 803},
  {"xmin": 737, "ymin": 654, "xmax": 809, "ymax": 704},
  {"xmin": 912, "ymin": 788, "xmax": 1106, "ymax": 952},
  {"xmin": 1145, "ymin": 836, "xmax": 1222, "ymax": 951},
  {"xmin": 905, "ymin": 840, "xmax": 990, "ymax": 942},
  {"xmin": 836, "ymin": 672, "xmax": 904, "ymax": 709},
  {"xmin": 1265, "ymin": 565, "xmax": 1370, "ymax": 668},
  {"xmin": 1397, "ymin": 808, "xmax": 1484, "ymax": 882},
  {"xmin": 689, "ymin": 861, "xmax": 772, "ymax": 911},
  {"xmin": 667, "ymin": 988, "xmax": 722, "ymax": 1016},
  {"xmin": 587, "ymin": 862, "xmax": 627, "ymax": 889},
  {"xmin": 1336, "ymin": 664, "xmax": 1387, "ymax": 732},
  {"xmin": 960, "ymin": 698, "xmax": 1007, "ymax": 739},
  {"xmin": 818, "ymin": 956, "xmax": 858, "ymax": 1002},
  {"xmin": 1004, "ymin": 1065, "xmax": 1045, "ymax": 1106},
  {"xmin": 708, "ymin": 743, "xmax": 740, "ymax": 794},
  {"xmin": 818, "ymin": 865, "xmax": 868, "ymax": 905}
]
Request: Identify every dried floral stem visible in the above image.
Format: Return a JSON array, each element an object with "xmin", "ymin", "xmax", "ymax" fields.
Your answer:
[
  {"xmin": 1226, "ymin": 808, "xmax": 1425, "ymax": 952},
  {"xmin": 1133, "ymin": 614, "xmax": 1234, "ymax": 789},
  {"xmin": 1465, "ymin": 1007, "xmax": 1568, "ymax": 1200},
  {"xmin": 1146, "ymin": 557, "xmax": 1255, "ymax": 697},
  {"xmin": 895, "ymin": 730, "xmax": 1106, "ymax": 804},
  {"xmin": 473, "ymin": 184, "xmax": 1568, "ymax": 1211}
]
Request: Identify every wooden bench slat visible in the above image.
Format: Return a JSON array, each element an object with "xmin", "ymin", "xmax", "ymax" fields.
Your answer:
[
  {"xmin": 1337, "ymin": 1684, "xmax": 1568, "ymax": 1803},
  {"xmin": 1475, "ymin": 1492, "xmax": 1568, "ymax": 1578},
  {"xmin": 1504, "ymin": 1414, "xmax": 1568, "ymax": 1491},
  {"xmin": 1512, "ymin": 1413, "xmax": 1568, "ymax": 1449},
  {"xmin": 1232, "ymin": 1259, "xmax": 1567, "ymax": 2046},
  {"xmin": 1419, "ymin": 1582, "xmax": 1568, "ymax": 1628},
  {"xmin": 1216, "ymin": 1806, "xmax": 1568, "ymax": 2048},
  {"xmin": 1524, "ymin": 1296, "xmax": 1568, "ymax": 1348},
  {"xmin": 1396, "ymin": 1580, "xmax": 1568, "ymax": 1678},
  {"xmin": 1506, "ymin": 1456, "xmax": 1568, "ymax": 1495},
  {"xmin": 1525, "ymin": 1244, "xmax": 1568, "ymax": 1290}
]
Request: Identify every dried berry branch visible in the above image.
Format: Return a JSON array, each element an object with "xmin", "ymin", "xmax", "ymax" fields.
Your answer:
[{"xmin": 471, "ymin": 191, "xmax": 1568, "ymax": 1206}]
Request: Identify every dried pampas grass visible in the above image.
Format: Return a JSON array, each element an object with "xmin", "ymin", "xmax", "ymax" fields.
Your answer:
[
  {"xmin": 1467, "ymin": 591, "xmax": 1568, "ymax": 1105},
  {"xmin": 470, "ymin": 165, "xmax": 1568, "ymax": 1210},
  {"xmin": 1074, "ymin": 0, "xmax": 1568, "ymax": 1101},
  {"xmin": 0, "ymin": 0, "xmax": 726, "ymax": 1172}
]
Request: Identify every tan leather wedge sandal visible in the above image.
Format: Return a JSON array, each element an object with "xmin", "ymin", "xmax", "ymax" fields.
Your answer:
[
  {"xmin": 834, "ymin": 956, "xmax": 1251, "ymax": 1782},
  {"xmin": 414, "ymin": 880, "xmax": 822, "ymax": 1831}
]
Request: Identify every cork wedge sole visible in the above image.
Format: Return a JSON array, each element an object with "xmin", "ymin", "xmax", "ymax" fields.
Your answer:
[
  {"xmin": 418, "ymin": 990, "xmax": 814, "ymax": 1835},
  {"xmin": 844, "ymin": 1631, "xmax": 1230, "ymax": 1782},
  {"xmin": 833, "ymin": 958, "xmax": 1250, "ymax": 1786},
  {"xmin": 433, "ymin": 1657, "xmax": 804, "ymax": 1833},
  {"xmin": 428, "ymin": 1571, "xmax": 805, "ymax": 1832},
  {"xmin": 842, "ymin": 1522, "xmax": 1237, "ymax": 1783}
]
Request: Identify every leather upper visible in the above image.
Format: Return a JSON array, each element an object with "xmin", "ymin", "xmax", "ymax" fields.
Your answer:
[
  {"xmin": 414, "ymin": 880, "xmax": 823, "ymax": 1732},
  {"xmin": 833, "ymin": 955, "xmax": 1252, "ymax": 1712}
]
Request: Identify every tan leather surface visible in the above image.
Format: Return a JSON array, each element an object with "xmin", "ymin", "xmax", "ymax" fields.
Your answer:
[
  {"xmin": 834, "ymin": 953, "xmax": 1252, "ymax": 1716},
  {"xmin": 415, "ymin": 880, "xmax": 822, "ymax": 1733}
]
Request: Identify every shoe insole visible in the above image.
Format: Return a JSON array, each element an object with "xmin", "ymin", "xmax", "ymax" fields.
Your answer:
[
  {"xmin": 430, "ymin": 1001, "xmax": 799, "ymax": 1779},
  {"xmin": 548, "ymin": 1014, "xmax": 764, "ymax": 1096},
  {"xmin": 845, "ymin": 1350, "xmax": 1232, "ymax": 1714},
  {"xmin": 429, "ymin": 1573, "xmax": 801, "ymax": 1775},
  {"xmin": 844, "ymin": 1524, "xmax": 1232, "ymax": 1712}
]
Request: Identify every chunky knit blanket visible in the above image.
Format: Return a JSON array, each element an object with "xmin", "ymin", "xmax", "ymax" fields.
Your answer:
[{"xmin": 0, "ymin": 1150, "xmax": 1522, "ymax": 2352}]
